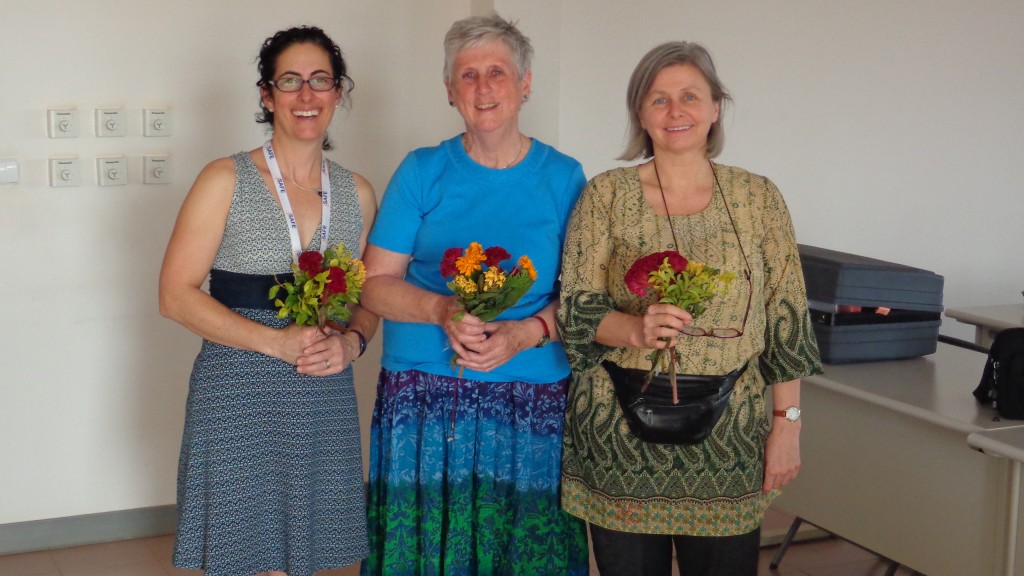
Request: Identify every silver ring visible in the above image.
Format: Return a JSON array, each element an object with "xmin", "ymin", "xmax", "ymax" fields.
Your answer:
[{"xmin": 325, "ymin": 359, "xmax": 331, "ymax": 368}]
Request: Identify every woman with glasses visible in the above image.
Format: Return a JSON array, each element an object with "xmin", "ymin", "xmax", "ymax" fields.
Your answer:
[
  {"xmin": 159, "ymin": 26, "xmax": 377, "ymax": 576},
  {"xmin": 558, "ymin": 41, "xmax": 823, "ymax": 576},
  {"xmin": 358, "ymin": 13, "xmax": 589, "ymax": 576}
]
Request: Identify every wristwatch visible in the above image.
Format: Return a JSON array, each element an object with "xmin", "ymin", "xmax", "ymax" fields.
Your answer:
[
  {"xmin": 772, "ymin": 406, "xmax": 801, "ymax": 422},
  {"xmin": 533, "ymin": 316, "xmax": 551, "ymax": 348}
]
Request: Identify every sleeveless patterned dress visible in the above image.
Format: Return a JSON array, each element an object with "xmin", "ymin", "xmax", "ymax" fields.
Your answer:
[{"xmin": 172, "ymin": 152, "xmax": 368, "ymax": 576}]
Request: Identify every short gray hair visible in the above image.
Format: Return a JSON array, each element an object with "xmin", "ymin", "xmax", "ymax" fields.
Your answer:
[
  {"xmin": 619, "ymin": 41, "xmax": 732, "ymax": 161},
  {"xmin": 443, "ymin": 14, "xmax": 533, "ymax": 83}
]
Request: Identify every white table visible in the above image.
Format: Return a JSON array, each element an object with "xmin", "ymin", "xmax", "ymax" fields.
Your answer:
[
  {"xmin": 945, "ymin": 303, "xmax": 1024, "ymax": 348},
  {"xmin": 968, "ymin": 427, "xmax": 1024, "ymax": 576},
  {"xmin": 771, "ymin": 344, "xmax": 1024, "ymax": 576}
]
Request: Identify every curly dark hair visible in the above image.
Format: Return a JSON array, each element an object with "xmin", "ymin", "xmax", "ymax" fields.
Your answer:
[{"xmin": 255, "ymin": 25, "xmax": 354, "ymax": 151}]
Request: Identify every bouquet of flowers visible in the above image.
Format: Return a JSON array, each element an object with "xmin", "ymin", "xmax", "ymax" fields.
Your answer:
[
  {"xmin": 441, "ymin": 242, "xmax": 537, "ymax": 321},
  {"xmin": 440, "ymin": 242, "xmax": 537, "ymax": 374},
  {"xmin": 624, "ymin": 250, "xmax": 736, "ymax": 392},
  {"xmin": 269, "ymin": 242, "xmax": 365, "ymax": 333}
]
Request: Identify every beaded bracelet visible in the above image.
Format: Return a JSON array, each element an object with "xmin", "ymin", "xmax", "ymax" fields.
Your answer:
[{"xmin": 349, "ymin": 329, "xmax": 367, "ymax": 358}]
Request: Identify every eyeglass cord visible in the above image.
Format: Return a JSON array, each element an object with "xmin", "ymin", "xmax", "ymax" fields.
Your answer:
[
  {"xmin": 652, "ymin": 158, "xmax": 753, "ymax": 338},
  {"xmin": 651, "ymin": 158, "xmax": 751, "ymax": 277}
]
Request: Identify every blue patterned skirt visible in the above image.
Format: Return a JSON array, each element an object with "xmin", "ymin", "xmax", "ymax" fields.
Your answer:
[
  {"xmin": 173, "ymin": 310, "xmax": 368, "ymax": 576},
  {"xmin": 361, "ymin": 368, "xmax": 588, "ymax": 576}
]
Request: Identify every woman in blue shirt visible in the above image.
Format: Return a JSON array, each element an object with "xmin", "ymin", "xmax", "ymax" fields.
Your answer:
[{"xmin": 359, "ymin": 13, "xmax": 589, "ymax": 576}]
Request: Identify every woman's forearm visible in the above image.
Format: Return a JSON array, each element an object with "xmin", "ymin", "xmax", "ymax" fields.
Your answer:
[
  {"xmin": 594, "ymin": 309, "xmax": 645, "ymax": 349},
  {"xmin": 361, "ymin": 274, "xmax": 449, "ymax": 326},
  {"xmin": 160, "ymin": 284, "xmax": 282, "ymax": 357}
]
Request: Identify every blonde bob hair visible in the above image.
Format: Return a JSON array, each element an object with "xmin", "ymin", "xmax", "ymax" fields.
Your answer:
[{"xmin": 619, "ymin": 41, "xmax": 732, "ymax": 161}]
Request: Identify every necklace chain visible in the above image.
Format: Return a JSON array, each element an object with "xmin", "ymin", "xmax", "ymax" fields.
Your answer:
[
  {"xmin": 288, "ymin": 176, "xmax": 323, "ymax": 196},
  {"xmin": 651, "ymin": 158, "xmax": 751, "ymax": 268},
  {"xmin": 463, "ymin": 134, "xmax": 524, "ymax": 168}
]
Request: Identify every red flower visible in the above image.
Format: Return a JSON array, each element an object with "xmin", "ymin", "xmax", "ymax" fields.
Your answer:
[
  {"xmin": 662, "ymin": 251, "xmax": 688, "ymax": 272},
  {"xmin": 624, "ymin": 250, "xmax": 688, "ymax": 297},
  {"xmin": 298, "ymin": 251, "xmax": 324, "ymax": 275},
  {"xmin": 324, "ymin": 267, "xmax": 347, "ymax": 295},
  {"xmin": 484, "ymin": 246, "xmax": 511, "ymax": 267},
  {"xmin": 440, "ymin": 247, "xmax": 463, "ymax": 277}
]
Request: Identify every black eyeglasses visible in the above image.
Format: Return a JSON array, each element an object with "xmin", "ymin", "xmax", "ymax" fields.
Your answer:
[
  {"xmin": 260, "ymin": 76, "xmax": 340, "ymax": 93},
  {"xmin": 677, "ymin": 163, "xmax": 753, "ymax": 339}
]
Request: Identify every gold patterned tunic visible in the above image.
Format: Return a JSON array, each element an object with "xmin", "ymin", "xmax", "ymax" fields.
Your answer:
[{"xmin": 558, "ymin": 163, "xmax": 822, "ymax": 536}]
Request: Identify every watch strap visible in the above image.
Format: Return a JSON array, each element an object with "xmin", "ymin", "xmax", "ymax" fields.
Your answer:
[{"xmin": 773, "ymin": 407, "xmax": 801, "ymax": 421}]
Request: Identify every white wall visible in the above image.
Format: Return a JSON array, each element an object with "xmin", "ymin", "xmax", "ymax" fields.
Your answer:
[
  {"xmin": 556, "ymin": 0, "xmax": 1024, "ymax": 324},
  {"xmin": 0, "ymin": 0, "xmax": 470, "ymax": 525},
  {"xmin": 1, "ymin": 0, "xmax": 1022, "ymax": 527}
]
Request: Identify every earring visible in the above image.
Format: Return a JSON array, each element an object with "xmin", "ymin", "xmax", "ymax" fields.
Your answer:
[
  {"xmin": 523, "ymin": 94, "xmax": 529, "ymax": 101},
  {"xmin": 449, "ymin": 101, "xmax": 454, "ymax": 107}
]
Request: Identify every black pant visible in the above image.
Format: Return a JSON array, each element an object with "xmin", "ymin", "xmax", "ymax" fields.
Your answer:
[{"xmin": 589, "ymin": 523, "xmax": 760, "ymax": 576}]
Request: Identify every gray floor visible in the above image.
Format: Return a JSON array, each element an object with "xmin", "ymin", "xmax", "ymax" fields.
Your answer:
[{"xmin": 0, "ymin": 508, "xmax": 921, "ymax": 576}]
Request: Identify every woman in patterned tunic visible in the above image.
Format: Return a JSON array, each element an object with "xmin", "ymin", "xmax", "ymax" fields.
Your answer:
[
  {"xmin": 358, "ymin": 14, "xmax": 589, "ymax": 576},
  {"xmin": 558, "ymin": 42, "xmax": 822, "ymax": 576},
  {"xmin": 158, "ymin": 26, "xmax": 378, "ymax": 576}
]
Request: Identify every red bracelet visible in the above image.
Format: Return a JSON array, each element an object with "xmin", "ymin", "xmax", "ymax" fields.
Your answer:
[{"xmin": 533, "ymin": 316, "xmax": 551, "ymax": 348}]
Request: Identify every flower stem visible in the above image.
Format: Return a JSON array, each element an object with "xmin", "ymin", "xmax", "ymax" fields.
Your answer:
[{"xmin": 643, "ymin": 338, "xmax": 680, "ymax": 404}]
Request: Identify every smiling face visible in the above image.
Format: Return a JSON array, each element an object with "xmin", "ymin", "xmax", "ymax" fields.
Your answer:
[
  {"xmin": 260, "ymin": 42, "xmax": 342, "ymax": 143},
  {"xmin": 445, "ymin": 40, "xmax": 531, "ymax": 135},
  {"xmin": 640, "ymin": 63, "xmax": 720, "ymax": 157}
]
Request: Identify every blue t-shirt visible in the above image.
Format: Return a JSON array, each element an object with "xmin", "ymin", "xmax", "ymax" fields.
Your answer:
[{"xmin": 368, "ymin": 135, "xmax": 586, "ymax": 383}]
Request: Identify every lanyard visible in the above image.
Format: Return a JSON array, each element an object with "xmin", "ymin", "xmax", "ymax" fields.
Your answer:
[{"xmin": 262, "ymin": 140, "xmax": 332, "ymax": 263}]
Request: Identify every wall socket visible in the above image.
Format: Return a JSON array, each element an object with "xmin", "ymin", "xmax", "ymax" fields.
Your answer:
[
  {"xmin": 143, "ymin": 108, "xmax": 172, "ymax": 136},
  {"xmin": 47, "ymin": 109, "xmax": 79, "ymax": 138},
  {"xmin": 97, "ymin": 157, "xmax": 127, "ymax": 186},
  {"xmin": 143, "ymin": 155, "xmax": 171, "ymax": 184},
  {"xmin": 96, "ymin": 108, "xmax": 126, "ymax": 137},
  {"xmin": 49, "ymin": 158, "xmax": 81, "ymax": 187}
]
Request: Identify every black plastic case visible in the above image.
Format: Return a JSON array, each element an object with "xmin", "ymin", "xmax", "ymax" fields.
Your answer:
[{"xmin": 798, "ymin": 245, "xmax": 944, "ymax": 364}]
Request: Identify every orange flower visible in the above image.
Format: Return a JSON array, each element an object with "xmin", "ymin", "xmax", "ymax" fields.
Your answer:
[
  {"xmin": 455, "ymin": 242, "xmax": 487, "ymax": 276},
  {"xmin": 518, "ymin": 255, "xmax": 537, "ymax": 280}
]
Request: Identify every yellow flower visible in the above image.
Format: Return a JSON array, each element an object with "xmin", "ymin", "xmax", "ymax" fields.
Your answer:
[
  {"xmin": 518, "ymin": 255, "xmax": 538, "ymax": 280},
  {"xmin": 686, "ymin": 261, "xmax": 705, "ymax": 275},
  {"xmin": 456, "ymin": 242, "xmax": 487, "ymax": 276},
  {"xmin": 483, "ymin": 267, "xmax": 507, "ymax": 291},
  {"xmin": 348, "ymin": 259, "xmax": 366, "ymax": 284},
  {"xmin": 453, "ymin": 275, "xmax": 477, "ymax": 294}
]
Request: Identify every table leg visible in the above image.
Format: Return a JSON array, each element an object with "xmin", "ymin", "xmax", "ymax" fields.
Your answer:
[
  {"xmin": 769, "ymin": 517, "xmax": 803, "ymax": 569},
  {"xmin": 1006, "ymin": 461, "xmax": 1020, "ymax": 576}
]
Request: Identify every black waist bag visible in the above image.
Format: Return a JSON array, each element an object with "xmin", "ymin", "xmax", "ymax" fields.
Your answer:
[
  {"xmin": 973, "ymin": 327, "xmax": 1024, "ymax": 420},
  {"xmin": 603, "ymin": 360, "xmax": 748, "ymax": 445}
]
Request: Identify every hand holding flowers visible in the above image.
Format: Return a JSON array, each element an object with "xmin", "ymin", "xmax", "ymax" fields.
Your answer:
[
  {"xmin": 624, "ymin": 250, "xmax": 736, "ymax": 393},
  {"xmin": 440, "ymin": 242, "xmax": 538, "ymax": 374}
]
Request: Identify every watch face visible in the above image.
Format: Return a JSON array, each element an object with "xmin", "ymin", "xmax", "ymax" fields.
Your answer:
[{"xmin": 785, "ymin": 407, "xmax": 801, "ymax": 421}]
